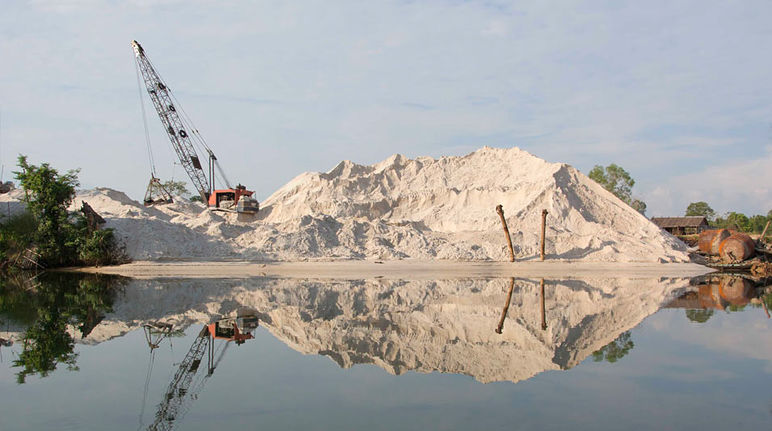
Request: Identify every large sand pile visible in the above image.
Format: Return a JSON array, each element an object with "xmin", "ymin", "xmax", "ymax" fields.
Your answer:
[{"xmin": 3, "ymin": 147, "xmax": 689, "ymax": 262}]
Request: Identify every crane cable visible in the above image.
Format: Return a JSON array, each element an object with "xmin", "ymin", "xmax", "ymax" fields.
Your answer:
[
  {"xmin": 137, "ymin": 349, "xmax": 156, "ymax": 430},
  {"xmin": 142, "ymin": 54, "xmax": 232, "ymax": 189},
  {"xmin": 135, "ymin": 58, "xmax": 158, "ymax": 178}
]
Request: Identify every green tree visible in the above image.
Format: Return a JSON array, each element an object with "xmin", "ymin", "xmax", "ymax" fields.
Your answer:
[
  {"xmin": 685, "ymin": 309, "xmax": 714, "ymax": 323},
  {"xmin": 161, "ymin": 180, "xmax": 190, "ymax": 197},
  {"xmin": 592, "ymin": 331, "xmax": 634, "ymax": 363},
  {"xmin": 631, "ymin": 199, "xmax": 647, "ymax": 215},
  {"xmin": 8, "ymin": 156, "xmax": 127, "ymax": 269},
  {"xmin": 14, "ymin": 156, "xmax": 80, "ymax": 266},
  {"xmin": 588, "ymin": 164, "xmax": 647, "ymax": 215},
  {"xmin": 748, "ymin": 215, "xmax": 768, "ymax": 233},
  {"xmin": 685, "ymin": 202, "xmax": 716, "ymax": 221},
  {"xmin": 723, "ymin": 212, "xmax": 750, "ymax": 232}
]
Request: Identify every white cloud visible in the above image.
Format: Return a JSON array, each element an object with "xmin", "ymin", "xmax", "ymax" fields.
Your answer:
[
  {"xmin": 643, "ymin": 146, "xmax": 772, "ymax": 216},
  {"xmin": 1, "ymin": 1, "xmax": 772, "ymax": 206}
]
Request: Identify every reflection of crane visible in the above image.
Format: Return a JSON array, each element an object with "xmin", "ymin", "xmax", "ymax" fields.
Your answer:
[
  {"xmin": 132, "ymin": 40, "xmax": 259, "ymax": 214},
  {"xmin": 139, "ymin": 323, "xmax": 176, "ymax": 429},
  {"xmin": 146, "ymin": 314, "xmax": 258, "ymax": 431},
  {"xmin": 143, "ymin": 322, "xmax": 175, "ymax": 351}
]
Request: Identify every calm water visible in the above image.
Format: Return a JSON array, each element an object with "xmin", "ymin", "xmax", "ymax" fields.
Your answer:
[{"xmin": 0, "ymin": 273, "xmax": 770, "ymax": 430}]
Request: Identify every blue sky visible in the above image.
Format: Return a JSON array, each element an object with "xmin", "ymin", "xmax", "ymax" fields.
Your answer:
[{"xmin": 1, "ymin": 0, "xmax": 770, "ymax": 216}]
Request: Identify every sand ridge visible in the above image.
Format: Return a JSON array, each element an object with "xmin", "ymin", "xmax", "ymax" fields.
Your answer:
[{"xmin": 6, "ymin": 147, "xmax": 690, "ymax": 263}]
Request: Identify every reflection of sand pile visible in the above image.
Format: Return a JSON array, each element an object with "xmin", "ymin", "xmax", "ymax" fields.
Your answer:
[
  {"xmin": 82, "ymin": 276, "xmax": 692, "ymax": 383},
  {"xmin": 1, "ymin": 147, "xmax": 689, "ymax": 262}
]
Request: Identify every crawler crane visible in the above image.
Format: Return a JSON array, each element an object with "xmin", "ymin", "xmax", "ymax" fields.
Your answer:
[{"xmin": 132, "ymin": 40, "xmax": 259, "ymax": 214}]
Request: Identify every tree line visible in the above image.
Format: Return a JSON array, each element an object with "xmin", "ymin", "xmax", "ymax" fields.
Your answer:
[
  {"xmin": 588, "ymin": 164, "xmax": 770, "ymax": 234},
  {"xmin": 685, "ymin": 201, "xmax": 771, "ymax": 233}
]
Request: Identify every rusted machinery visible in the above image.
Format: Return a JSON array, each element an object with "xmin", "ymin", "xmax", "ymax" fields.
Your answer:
[{"xmin": 698, "ymin": 229, "xmax": 756, "ymax": 263}]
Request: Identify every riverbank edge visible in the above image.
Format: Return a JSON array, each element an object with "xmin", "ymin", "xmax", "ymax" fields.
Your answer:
[{"xmin": 64, "ymin": 260, "xmax": 716, "ymax": 280}]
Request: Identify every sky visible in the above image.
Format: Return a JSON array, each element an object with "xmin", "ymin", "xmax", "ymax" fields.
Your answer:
[{"xmin": 0, "ymin": 0, "xmax": 770, "ymax": 217}]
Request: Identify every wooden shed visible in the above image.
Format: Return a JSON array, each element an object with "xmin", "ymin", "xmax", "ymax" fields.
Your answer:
[{"xmin": 650, "ymin": 216, "xmax": 709, "ymax": 235}]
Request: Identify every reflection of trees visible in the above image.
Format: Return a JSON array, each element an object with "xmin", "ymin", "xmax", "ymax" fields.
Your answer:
[
  {"xmin": 592, "ymin": 331, "xmax": 634, "ymax": 363},
  {"xmin": 0, "ymin": 272, "xmax": 122, "ymax": 383},
  {"xmin": 685, "ymin": 309, "xmax": 714, "ymax": 323}
]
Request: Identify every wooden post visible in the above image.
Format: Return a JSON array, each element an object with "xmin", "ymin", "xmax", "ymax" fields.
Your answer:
[
  {"xmin": 495, "ymin": 278, "xmax": 515, "ymax": 334},
  {"xmin": 540, "ymin": 209, "xmax": 548, "ymax": 261},
  {"xmin": 496, "ymin": 204, "xmax": 515, "ymax": 262},
  {"xmin": 760, "ymin": 220, "xmax": 771, "ymax": 244},
  {"xmin": 540, "ymin": 278, "xmax": 547, "ymax": 330}
]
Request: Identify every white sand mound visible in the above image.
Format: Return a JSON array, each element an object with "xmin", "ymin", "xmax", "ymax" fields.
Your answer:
[
  {"xmin": 250, "ymin": 146, "xmax": 688, "ymax": 262},
  {"xmin": 4, "ymin": 147, "xmax": 689, "ymax": 262}
]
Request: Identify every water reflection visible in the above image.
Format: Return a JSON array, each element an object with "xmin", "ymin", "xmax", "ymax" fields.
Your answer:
[
  {"xmin": 3, "ymin": 273, "xmax": 770, "ymax": 388},
  {"xmin": 141, "ymin": 311, "xmax": 259, "ymax": 431},
  {"xmin": 37, "ymin": 276, "xmax": 706, "ymax": 384},
  {"xmin": 665, "ymin": 274, "xmax": 772, "ymax": 321},
  {"xmin": 0, "ymin": 272, "xmax": 124, "ymax": 383},
  {"xmin": 2, "ymin": 272, "xmax": 771, "ymax": 430}
]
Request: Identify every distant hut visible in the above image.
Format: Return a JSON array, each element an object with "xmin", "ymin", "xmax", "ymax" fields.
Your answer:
[{"xmin": 650, "ymin": 216, "xmax": 709, "ymax": 235}]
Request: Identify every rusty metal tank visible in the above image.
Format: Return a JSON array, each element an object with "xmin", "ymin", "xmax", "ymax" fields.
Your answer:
[
  {"xmin": 718, "ymin": 233, "xmax": 755, "ymax": 263},
  {"xmin": 697, "ymin": 284, "xmax": 722, "ymax": 310},
  {"xmin": 717, "ymin": 276, "xmax": 754, "ymax": 306},
  {"xmin": 698, "ymin": 229, "xmax": 731, "ymax": 255}
]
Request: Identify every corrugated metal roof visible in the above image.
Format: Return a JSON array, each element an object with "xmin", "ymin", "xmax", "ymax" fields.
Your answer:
[{"xmin": 650, "ymin": 216, "xmax": 709, "ymax": 228}]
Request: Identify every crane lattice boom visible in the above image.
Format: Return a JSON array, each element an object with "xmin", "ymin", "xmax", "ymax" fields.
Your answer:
[{"xmin": 132, "ymin": 40, "xmax": 210, "ymax": 202}]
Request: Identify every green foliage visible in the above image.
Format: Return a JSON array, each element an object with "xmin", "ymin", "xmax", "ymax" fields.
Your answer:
[
  {"xmin": 631, "ymin": 199, "xmax": 647, "ymax": 215},
  {"xmin": 592, "ymin": 331, "xmax": 634, "ymax": 363},
  {"xmin": 0, "ymin": 211, "xmax": 37, "ymax": 268},
  {"xmin": 589, "ymin": 164, "xmax": 634, "ymax": 202},
  {"xmin": 14, "ymin": 156, "xmax": 80, "ymax": 267},
  {"xmin": 4, "ymin": 156, "xmax": 128, "ymax": 269},
  {"xmin": 2, "ymin": 273, "xmax": 122, "ymax": 383},
  {"xmin": 710, "ymin": 209, "xmax": 770, "ymax": 233},
  {"xmin": 749, "ymin": 215, "xmax": 768, "ymax": 233},
  {"xmin": 685, "ymin": 309, "xmax": 714, "ymax": 323},
  {"xmin": 190, "ymin": 195, "xmax": 203, "ymax": 203},
  {"xmin": 685, "ymin": 202, "xmax": 716, "ymax": 221},
  {"xmin": 588, "ymin": 164, "xmax": 646, "ymax": 215},
  {"xmin": 162, "ymin": 179, "xmax": 190, "ymax": 197},
  {"xmin": 77, "ymin": 228, "xmax": 123, "ymax": 266},
  {"xmin": 714, "ymin": 212, "xmax": 751, "ymax": 232}
]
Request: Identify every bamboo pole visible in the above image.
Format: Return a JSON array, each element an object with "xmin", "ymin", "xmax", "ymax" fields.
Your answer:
[
  {"xmin": 540, "ymin": 278, "xmax": 547, "ymax": 330},
  {"xmin": 540, "ymin": 209, "xmax": 548, "ymax": 261},
  {"xmin": 496, "ymin": 204, "xmax": 515, "ymax": 262},
  {"xmin": 495, "ymin": 278, "xmax": 515, "ymax": 334}
]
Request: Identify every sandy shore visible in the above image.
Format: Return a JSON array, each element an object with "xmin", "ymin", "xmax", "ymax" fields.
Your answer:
[{"xmin": 70, "ymin": 260, "xmax": 714, "ymax": 280}]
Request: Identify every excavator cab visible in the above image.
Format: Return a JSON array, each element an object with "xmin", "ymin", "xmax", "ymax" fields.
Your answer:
[{"xmin": 208, "ymin": 185, "xmax": 259, "ymax": 214}]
